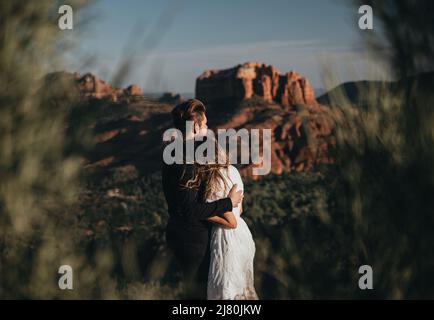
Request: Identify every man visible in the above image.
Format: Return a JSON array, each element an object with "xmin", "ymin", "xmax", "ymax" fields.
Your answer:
[{"xmin": 162, "ymin": 99, "xmax": 243, "ymax": 299}]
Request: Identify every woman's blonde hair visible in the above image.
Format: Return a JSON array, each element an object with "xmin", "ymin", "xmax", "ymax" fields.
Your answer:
[{"xmin": 182, "ymin": 139, "xmax": 231, "ymax": 200}]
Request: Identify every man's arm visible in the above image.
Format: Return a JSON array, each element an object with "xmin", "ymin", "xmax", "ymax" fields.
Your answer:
[
  {"xmin": 174, "ymin": 165, "xmax": 241, "ymax": 220},
  {"xmin": 176, "ymin": 185, "xmax": 232, "ymax": 220}
]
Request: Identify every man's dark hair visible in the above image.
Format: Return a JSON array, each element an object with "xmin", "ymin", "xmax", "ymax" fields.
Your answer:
[{"xmin": 171, "ymin": 99, "xmax": 206, "ymax": 133}]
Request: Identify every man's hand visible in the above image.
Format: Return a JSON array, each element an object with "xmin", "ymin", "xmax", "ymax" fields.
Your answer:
[{"xmin": 228, "ymin": 183, "xmax": 243, "ymax": 208}]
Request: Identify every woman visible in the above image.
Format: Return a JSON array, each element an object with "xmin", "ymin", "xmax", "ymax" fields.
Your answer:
[
  {"xmin": 185, "ymin": 139, "xmax": 258, "ymax": 300},
  {"xmin": 205, "ymin": 163, "xmax": 258, "ymax": 300}
]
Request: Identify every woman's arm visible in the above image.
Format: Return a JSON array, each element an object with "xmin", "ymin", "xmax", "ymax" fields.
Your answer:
[{"xmin": 207, "ymin": 211, "xmax": 237, "ymax": 229}]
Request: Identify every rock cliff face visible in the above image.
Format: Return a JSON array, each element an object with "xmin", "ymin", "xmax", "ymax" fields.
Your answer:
[
  {"xmin": 195, "ymin": 62, "xmax": 334, "ymax": 178},
  {"xmin": 124, "ymin": 84, "xmax": 143, "ymax": 96},
  {"xmin": 77, "ymin": 73, "xmax": 143, "ymax": 101},
  {"xmin": 196, "ymin": 62, "xmax": 317, "ymax": 106},
  {"xmin": 204, "ymin": 97, "xmax": 335, "ymax": 178},
  {"xmin": 44, "ymin": 66, "xmax": 335, "ymax": 181},
  {"xmin": 45, "ymin": 68, "xmax": 434, "ymax": 181}
]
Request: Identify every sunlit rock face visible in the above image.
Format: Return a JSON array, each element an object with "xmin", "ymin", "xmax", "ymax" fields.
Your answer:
[
  {"xmin": 43, "ymin": 67, "xmax": 335, "ymax": 180},
  {"xmin": 195, "ymin": 62, "xmax": 334, "ymax": 178},
  {"xmin": 77, "ymin": 73, "xmax": 142, "ymax": 101},
  {"xmin": 196, "ymin": 62, "xmax": 317, "ymax": 106}
]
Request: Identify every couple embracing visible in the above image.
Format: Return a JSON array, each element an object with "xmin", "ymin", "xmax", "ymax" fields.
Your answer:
[{"xmin": 162, "ymin": 99, "xmax": 258, "ymax": 300}]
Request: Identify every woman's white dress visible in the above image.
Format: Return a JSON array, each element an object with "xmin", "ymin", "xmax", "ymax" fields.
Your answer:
[{"xmin": 207, "ymin": 165, "xmax": 258, "ymax": 300}]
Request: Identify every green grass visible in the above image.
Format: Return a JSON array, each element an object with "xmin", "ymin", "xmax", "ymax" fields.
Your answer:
[{"xmin": 72, "ymin": 165, "xmax": 366, "ymax": 299}]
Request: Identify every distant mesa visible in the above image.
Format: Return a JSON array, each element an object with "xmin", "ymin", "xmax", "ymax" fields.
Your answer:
[
  {"xmin": 124, "ymin": 84, "xmax": 144, "ymax": 97},
  {"xmin": 196, "ymin": 61, "xmax": 317, "ymax": 106},
  {"xmin": 77, "ymin": 72, "xmax": 143, "ymax": 102}
]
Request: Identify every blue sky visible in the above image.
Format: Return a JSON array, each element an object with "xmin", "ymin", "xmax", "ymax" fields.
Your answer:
[{"xmin": 64, "ymin": 0, "xmax": 389, "ymax": 94}]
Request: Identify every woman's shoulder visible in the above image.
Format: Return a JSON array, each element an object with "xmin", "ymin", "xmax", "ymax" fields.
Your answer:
[
  {"xmin": 227, "ymin": 164, "xmax": 239, "ymax": 174},
  {"xmin": 227, "ymin": 165, "xmax": 243, "ymax": 186}
]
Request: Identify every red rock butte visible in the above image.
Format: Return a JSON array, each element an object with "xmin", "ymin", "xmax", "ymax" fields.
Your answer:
[
  {"xmin": 44, "ymin": 67, "xmax": 335, "ymax": 179},
  {"xmin": 195, "ymin": 62, "xmax": 335, "ymax": 178},
  {"xmin": 196, "ymin": 61, "xmax": 317, "ymax": 106},
  {"xmin": 77, "ymin": 72, "xmax": 143, "ymax": 102}
]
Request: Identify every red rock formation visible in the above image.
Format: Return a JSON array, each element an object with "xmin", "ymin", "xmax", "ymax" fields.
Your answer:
[
  {"xmin": 210, "ymin": 98, "xmax": 335, "ymax": 178},
  {"xmin": 76, "ymin": 73, "xmax": 142, "ymax": 101},
  {"xmin": 124, "ymin": 84, "xmax": 143, "ymax": 96},
  {"xmin": 195, "ymin": 62, "xmax": 333, "ymax": 177},
  {"xmin": 196, "ymin": 62, "xmax": 317, "ymax": 106},
  {"xmin": 277, "ymin": 71, "xmax": 316, "ymax": 106},
  {"xmin": 47, "ymin": 68, "xmax": 334, "ymax": 180},
  {"xmin": 78, "ymin": 73, "xmax": 119, "ymax": 100}
]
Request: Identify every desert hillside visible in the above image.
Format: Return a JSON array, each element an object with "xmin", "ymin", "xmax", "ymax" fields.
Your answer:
[{"xmin": 51, "ymin": 62, "xmax": 337, "ymax": 184}]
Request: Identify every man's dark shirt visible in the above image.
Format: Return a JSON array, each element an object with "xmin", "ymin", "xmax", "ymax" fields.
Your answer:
[
  {"xmin": 161, "ymin": 137, "xmax": 232, "ymax": 298},
  {"xmin": 162, "ymin": 162, "xmax": 232, "ymax": 252}
]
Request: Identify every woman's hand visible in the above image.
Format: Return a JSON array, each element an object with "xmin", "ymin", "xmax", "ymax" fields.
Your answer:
[{"xmin": 228, "ymin": 184, "xmax": 243, "ymax": 208}]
